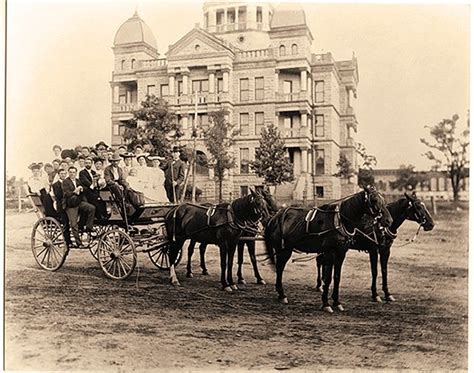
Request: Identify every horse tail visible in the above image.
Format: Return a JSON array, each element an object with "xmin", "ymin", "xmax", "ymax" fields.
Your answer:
[{"xmin": 263, "ymin": 232, "xmax": 276, "ymax": 270}]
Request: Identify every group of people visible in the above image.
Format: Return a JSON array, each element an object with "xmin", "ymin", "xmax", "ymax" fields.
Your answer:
[{"xmin": 27, "ymin": 141, "xmax": 187, "ymax": 248}]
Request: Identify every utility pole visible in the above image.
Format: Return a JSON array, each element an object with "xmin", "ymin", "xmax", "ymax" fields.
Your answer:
[{"xmin": 191, "ymin": 89, "xmax": 198, "ymax": 202}]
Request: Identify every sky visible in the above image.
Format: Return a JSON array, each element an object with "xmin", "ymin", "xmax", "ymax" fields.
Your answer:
[{"xmin": 6, "ymin": 0, "xmax": 470, "ymax": 178}]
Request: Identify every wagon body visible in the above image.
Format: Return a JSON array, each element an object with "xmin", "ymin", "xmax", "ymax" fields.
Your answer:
[{"xmin": 29, "ymin": 191, "xmax": 181, "ymax": 280}]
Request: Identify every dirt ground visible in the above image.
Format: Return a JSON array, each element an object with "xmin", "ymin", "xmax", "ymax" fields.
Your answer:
[{"xmin": 5, "ymin": 206, "xmax": 468, "ymax": 371}]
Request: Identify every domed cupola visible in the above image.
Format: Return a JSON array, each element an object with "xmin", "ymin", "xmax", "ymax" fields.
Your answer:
[{"xmin": 114, "ymin": 10, "xmax": 157, "ymax": 51}]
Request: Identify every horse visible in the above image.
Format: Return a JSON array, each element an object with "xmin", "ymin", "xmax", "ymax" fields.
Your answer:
[
  {"xmin": 316, "ymin": 191, "xmax": 435, "ymax": 302},
  {"xmin": 264, "ymin": 185, "xmax": 393, "ymax": 313},
  {"xmin": 165, "ymin": 189, "xmax": 269, "ymax": 291},
  {"xmin": 185, "ymin": 188, "xmax": 280, "ymax": 285}
]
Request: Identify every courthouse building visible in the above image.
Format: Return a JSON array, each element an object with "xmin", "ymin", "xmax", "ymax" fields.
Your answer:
[{"xmin": 110, "ymin": 2, "xmax": 360, "ymax": 201}]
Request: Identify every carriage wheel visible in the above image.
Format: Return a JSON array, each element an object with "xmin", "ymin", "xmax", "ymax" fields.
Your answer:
[
  {"xmin": 148, "ymin": 242, "xmax": 182, "ymax": 271},
  {"xmin": 31, "ymin": 217, "xmax": 68, "ymax": 271},
  {"xmin": 97, "ymin": 229, "xmax": 136, "ymax": 280},
  {"xmin": 88, "ymin": 225, "xmax": 115, "ymax": 261}
]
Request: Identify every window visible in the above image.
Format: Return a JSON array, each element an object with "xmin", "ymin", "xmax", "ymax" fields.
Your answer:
[
  {"xmin": 131, "ymin": 59, "xmax": 136, "ymax": 69},
  {"xmin": 192, "ymin": 79, "xmax": 209, "ymax": 93},
  {"xmin": 160, "ymin": 84, "xmax": 169, "ymax": 97},
  {"xmin": 119, "ymin": 86, "xmax": 127, "ymax": 103},
  {"xmin": 147, "ymin": 85, "xmax": 155, "ymax": 96},
  {"xmin": 255, "ymin": 112, "xmax": 264, "ymax": 135},
  {"xmin": 177, "ymin": 81, "xmax": 183, "ymax": 96},
  {"xmin": 196, "ymin": 150, "xmax": 209, "ymax": 175},
  {"xmin": 240, "ymin": 186, "xmax": 249, "ymax": 197},
  {"xmin": 315, "ymin": 81, "xmax": 325, "ymax": 103},
  {"xmin": 119, "ymin": 124, "xmax": 126, "ymax": 136},
  {"xmin": 240, "ymin": 78, "xmax": 249, "ymax": 101},
  {"xmin": 291, "ymin": 44, "xmax": 298, "ymax": 55},
  {"xmin": 315, "ymin": 186, "xmax": 324, "ymax": 198},
  {"xmin": 283, "ymin": 80, "xmax": 293, "ymax": 94},
  {"xmin": 255, "ymin": 77, "xmax": 264, "ymax": 101},
  {"xmin": 121, "ymin": 60, "xmax": 126, "ymax": 70},
  {"xmin": 256, "ymin": 7, "xmax": 263, "ymax": 22},
  {"xmin": 228, "ymin": 9, "xmax": 235, "ymax": 23},
  {"xmin": 113, "ymin": 124, "xmax": 120, "ymax": 136},
  {"xmin": 240, "ymin": 148, "xmax": 250, "ymax": 174},
  {"xmin": 240, "ymin": 113, "xmax": 249, "ymax": 136},
  {"xmin": 315, "ymin": 149, "xmax": 325, "ymax": 175},
  {"xmin": 216, "ymin": 10, "xmax": 224, "ymax": 25},
  {"xmin": 315, "ymin": 115, "xmax": 324, "ymax": 137},
  {"xmin": 217, "ymin": 78, "xmax": 224, "ymax": 93},
  {"xmin": 279, "ymin": 45, "xmax": 286, "ymax": 56}
]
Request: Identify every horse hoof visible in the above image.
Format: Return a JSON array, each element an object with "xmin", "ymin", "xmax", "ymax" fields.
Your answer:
[
  {"xmin": 336, "ymin": 304, "xmax": 345, "ymax": 312},
  {"xmin": 202, "ymin": 270, "xmax": 209, "ymax": 276},
  {"xmin": 279, "ymin": 297, "xmax": 289, "ymax": 305},
  {"xmin": 223, "ymin": 286, "xmax": 233, "ymax": 293},
  {"xmin": 386, "ymin": 295, "xmax": 396, "ymax": 302},
  {"xmin": 322, "ymin": 306, "xmax": 334, "ymax": 313},
  {"xmin": 170, "ymin": 279, "xmax": 181, "ymax": 287},
  {"xmin": 373, "ymin": 296, "xmax": 383, "ymax": 303},
  {"xmin": 257, "ymin": 279, "xmax": 266, "ymax": 285},
  {"xmin": 238, "ymin": 279, "xmax": 247, "ymax": 285},
  {"xmin": 186, "ymin": 272, "xmax": 193, "ymax": 278},
  {"xmin": 230, "ymin": 284, "xmax": 239, "ymax": 291}
]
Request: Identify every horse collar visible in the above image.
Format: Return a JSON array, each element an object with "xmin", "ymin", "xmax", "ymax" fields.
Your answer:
[{"xmin": 384, "ymin": 227, "xmax": 398, "ymax": 239}]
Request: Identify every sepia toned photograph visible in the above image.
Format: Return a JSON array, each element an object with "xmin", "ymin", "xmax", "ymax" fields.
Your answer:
[{"xmin": 5, "ymin": 0, "xmax": 469, "ymax": 371}]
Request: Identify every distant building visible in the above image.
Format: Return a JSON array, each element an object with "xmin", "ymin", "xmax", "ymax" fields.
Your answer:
[
  {"xmin": 373, "ymin": 169, "xmax": 469, "ymax": 201},
  {"xmin": 110, "ymin": 3, "xmax": 359, "ymax": 201}
]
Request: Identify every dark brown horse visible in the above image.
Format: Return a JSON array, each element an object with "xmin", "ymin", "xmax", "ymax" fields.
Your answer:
[
  {"xmin": 165, "ymin": 190, "xmax": 269, "ymax": 291},
  {"xmin": 185, "ymin": 188, "xmax": 279, "ymax": 285},
  {"xmin": 264, "ymin": 185, "xmax": 393, "ymax": 312},
  {"xmin": 316, "ymin": 191, "xmax": 435, "ymax": 302}
]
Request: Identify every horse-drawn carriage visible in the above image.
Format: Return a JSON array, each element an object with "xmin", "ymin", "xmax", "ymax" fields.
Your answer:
[{"xmin": 29, "ymin": 191, "xmax": 182, "ymax": 280}]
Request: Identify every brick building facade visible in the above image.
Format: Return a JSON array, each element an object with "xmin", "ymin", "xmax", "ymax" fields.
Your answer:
[{"xmin": 111, "ymin": 3, "xmax": 359, "ymax": 202}]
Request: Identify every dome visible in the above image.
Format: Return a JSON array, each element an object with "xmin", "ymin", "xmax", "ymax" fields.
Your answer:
[
  {"xmin": 114, "ymin": 11, "xmax": 157, "ymax": 50},
  {"xmin": 271, "ymin": 5, "xmax": 306, "ymax": 28}
]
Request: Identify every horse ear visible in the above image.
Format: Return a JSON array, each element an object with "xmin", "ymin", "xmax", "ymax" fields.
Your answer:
[
  {"xmin": 411, "ymin": 190, "xmax": 417, "ymax": 198},
  {"xmin": 404, "ymin": 192, "xmax": 413, "ymax": 201},
  {"xmin": 248, "ymin": 188, "xmax": 256, "ymax": 197}
]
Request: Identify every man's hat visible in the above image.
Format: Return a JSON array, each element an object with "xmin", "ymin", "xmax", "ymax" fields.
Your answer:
[
  {"xmin": 148, "ymin": 155, "xmax": 165, "ymax": 161},
  {"xmin": 120, "ymin": 152, "xmax": 135, "ymax": 158},
  {"xmin": 172, "ymin": 146, "xmax": 180, "ymax": 153},
  {"xmin": 110, "ymin": 153, "xmax": 122, "ymax": 162},
  {"xmin": 28, "ymin": 162, "xmax": 43, "ymax": 170},
  {"xmin": 134, "ymin": 144, "xmax": 144, "ymax": 150},
  {"xmin": 52, "ymin": 145, "xmax": 62, "ymax": 151},
  {"xmin": 95, "ymin": 141, "xmax": 109, "ymax": 150},
  {"xmin": 136, "ymin": 152, "xmax": 150, "ymax": 160},
  {"xmin": 61, "ymin": 149, "xmax": 78, "ymax": 160},
  {"xmin": 118, "ymin": 145, "xmax": 127, "ymax": 150}
]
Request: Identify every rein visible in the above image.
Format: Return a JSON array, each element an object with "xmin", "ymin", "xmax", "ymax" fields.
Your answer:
[{"xmin": 391, "ymin": 224, "xmax": 422, "ymax": 248}]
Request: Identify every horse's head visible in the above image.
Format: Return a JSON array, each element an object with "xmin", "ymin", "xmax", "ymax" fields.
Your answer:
[
  {"xmin": 247, "ymin": 188, "xmax": 270, "ymax": 222},
  {"xmin": 260, "ymin": 186, "xmax": 279, "ymax": 214},
  {"xmin": 363, "ymin": 185, "xmax": 393, "ymax": 228},
  {"xmin": 404, "ymin": 192, "xmax": 435, "ymax": 231}
]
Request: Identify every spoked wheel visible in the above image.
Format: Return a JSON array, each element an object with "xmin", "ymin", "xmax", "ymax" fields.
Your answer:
[
  {"xmin": 97, "ymin": 229, "xmax": 136, "ymax": 280},
  {"xmin": 148, "ymin": 242, "xmax": 182, "ymax": 271},
  {"xmin": 87, "ymin": 225, "xmax": 116, "ymax": 261},
  {"xmin": 31, "ymin": 217, "xmax": 68, "ymax": 271}
]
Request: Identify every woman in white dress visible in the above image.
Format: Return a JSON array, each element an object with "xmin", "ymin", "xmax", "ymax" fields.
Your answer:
[{"xmin": 147, "ymin": 155, "xmax": 168, "ymax": 203}]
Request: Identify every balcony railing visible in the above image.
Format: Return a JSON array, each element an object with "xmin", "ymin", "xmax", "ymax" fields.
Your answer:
[
  {"xmin": 167, "ymin": 92, "xmax": 230, "ymax": 106},
  {"xmin": 236, "ymin": 48, "xmax": 270, "ymax": 60},
  {"xmin": 280, "ymin": 127, "xmax": 310, "ymax": 138},
  {"xmin": 112, "ymin": 103, "xmax": 138, "ymax": 113},
  {"xmin": 138, "ymin": 58, "xmax": 167, "ymax": 69},
  {"xmin": 276, "ymin": 91, "xmax": 311, "ymax": 102}
]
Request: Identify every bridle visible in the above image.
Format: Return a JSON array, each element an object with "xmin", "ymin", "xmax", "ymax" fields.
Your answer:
[{"xmin": 408, "ymin": 200, "xmax": 428, "ymax": 227}]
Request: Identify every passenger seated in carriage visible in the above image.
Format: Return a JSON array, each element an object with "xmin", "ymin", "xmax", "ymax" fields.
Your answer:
[
  {"xmin": 51, "ymin": 168, "xmax": 73, "ymax": 247},
  {"xmin": 79, "ymin": 157, "xmax": 108, "ymax": 220},
  {"xmin": 27, "ymin": 162, "xmax": 58, "ymax": 219}
]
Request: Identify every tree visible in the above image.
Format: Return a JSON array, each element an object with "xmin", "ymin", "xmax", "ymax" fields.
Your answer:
[
  {"xmin": 334, "ymin": 153, "xmax": 355, "ymax": 180},
  {"xmin": 389, "ymin": 164, "xmax": 424, "ymax": 191},
  {"xmin": 202, "ymin": 109, "xmax": 237, "ymax": 202},
  {"xmin": 250, "ymin": 124, "xmax": 294, "ymax": 188},
  {"xmin": 356, "ymin": 143, "xmax": 377, "ymax": 187},
  {"xmin": 420, "ymin": 113, "xmax": 469, "ymax": 201},
  {"xmin": 123, "ymin": 95, "xmax": 182, "ymax": 157}
]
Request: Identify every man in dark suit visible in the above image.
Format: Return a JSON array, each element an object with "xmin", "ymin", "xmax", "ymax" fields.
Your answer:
[
  {"xmin": 79, "ymin": 157, "xmax": 107, "ymax": 220},
  {"xmin": 51, "ymin": 168, "xmax": 73, "ymax": 247},
  {"xmin": 62, "ymin": 166, "xmax": 96, "ymax": 247},
  {"xmin": 162, "ymin": 146, "xmax": 186, "ymax": 203}
]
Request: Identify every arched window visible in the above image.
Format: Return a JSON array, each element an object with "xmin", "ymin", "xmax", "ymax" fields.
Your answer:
[
  {"xmin": 121, "ymin": 59, "xmax": 126, "ymax": 70},
  {"xmin": 131, "ymin": 58, "xmax": 136, "ymax": 69},
  {"xmin": 195, "ymin": 150, "xmax": 209, "ymax": 175},
  {"xmin": 279, "ymin": 45, "xmax": 286, "ymax": 56},
  {"xmin": 291, "ymin": 43, "xmax": 298, "ymax": 55}
]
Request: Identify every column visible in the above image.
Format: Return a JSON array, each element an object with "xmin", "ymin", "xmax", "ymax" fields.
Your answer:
[
  {"xmin": 209, "ymin": 10, "xmax": 217, "ymax": 32},
  {"xmin": 182, "ymin": 115, "xmax": 188, "ymax": 130},
  {"xmin": 307, "ymin": 150, "xmax": 313, "ymax": 176},
  {"xmin": 274, "ymin": 70, "xmax": 279, "ymax": 98},
  {"xmin": 183, "ymin": 74, "xmax": 189, "ymax": 95},
  {"xmin": 223, "ymin": 70, "xmax": 229, "ymax": 92},
  {"xmin": 209, "ymin": 71, "xmax": 215, "ymax": 93},
  {"xmin": 113, "ymin": 85, "xmax": 119, "ymax": 103},
  {"xmin": 169, "ymin": 75, "xmax": 175, "ymax": 96},
  {"xmin": 300, "ymin": 70, "xmax": 307, "ymax": 91},
  {"xmin": 224, "ymin": 9, "xmax": 228, "ymax": 29},
  {"xmin": 126, "ymin": 90, "xmax": 131, "ymax": 103},
  {"xmin": 235, "ymin": 7, "xmax": 239, "ymax": 24},
  {"xmin": 301, "ymin": 113, "xmax": 307, "ymax": 127},
  {"xmin": 301, "ymin": 148, "xmax": 308, "ymax": 174}
]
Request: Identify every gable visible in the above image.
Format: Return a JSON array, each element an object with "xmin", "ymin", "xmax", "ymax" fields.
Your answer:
[{"xmin": 167, "ymin": 28, "xmax": 234, "ymax": 59}]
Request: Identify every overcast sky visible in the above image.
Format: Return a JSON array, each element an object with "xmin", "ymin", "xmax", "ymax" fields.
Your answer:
[{"xmin": 6, "ymin": 1, "xmax": 470, "ymax": 178}]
